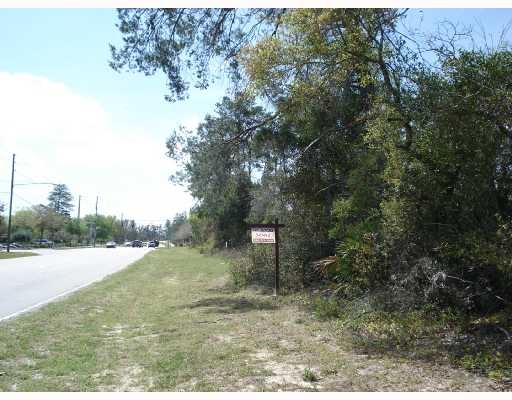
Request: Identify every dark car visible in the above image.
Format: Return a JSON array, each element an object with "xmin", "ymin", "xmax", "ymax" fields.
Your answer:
[
  {"xmin": 148, "ymin": 240, "xmax": 156, "ymax": 248},
  {"xmin": 33, "ymin": 239, "xmax": 54, "ymax": 247},
  {"xmin": 131, "ymin": 240, "xmax": 143, "ymax": 248}
]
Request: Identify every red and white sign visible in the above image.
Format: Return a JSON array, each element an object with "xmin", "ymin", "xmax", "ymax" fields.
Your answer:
[{"xmin": 251, "ymin": 227, "xmax": 275, "ymax": 244}]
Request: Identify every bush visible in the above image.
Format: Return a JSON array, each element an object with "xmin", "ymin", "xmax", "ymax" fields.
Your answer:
[
  {"xmin": 313, "ymin": 297, "xmax": 340, "ymax": 320},
  {"xmin": 229, "ymin": 244, "xmax": 274, "ymax": 289},
  {"xmin": 12, "ymin": 228, "xmax": 32, "ymax": 242}
]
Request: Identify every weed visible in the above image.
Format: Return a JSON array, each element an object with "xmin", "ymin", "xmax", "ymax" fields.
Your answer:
[
  {"xmin": 313, "ymin": 297, "xmax": 340, "ymax": 320},
  {"xmin": 302, "ymin": 368, "xmax": 319, "ymax": 382}
]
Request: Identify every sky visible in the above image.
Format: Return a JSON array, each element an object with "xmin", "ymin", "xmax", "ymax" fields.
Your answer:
[
  {"xmin": 0, "ymin": 8, "xmax": 229, "ymax": 225},
  {"xmin": 0, "ymin": 8, "xmax": 511, "ymax": 226}
]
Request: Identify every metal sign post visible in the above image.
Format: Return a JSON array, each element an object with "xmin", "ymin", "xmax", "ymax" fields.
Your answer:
[{"xmin": 249, "ymin": 218, "xmax": 285, "ymax": 296}]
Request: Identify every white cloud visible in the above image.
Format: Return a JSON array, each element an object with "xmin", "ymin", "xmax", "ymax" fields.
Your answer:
[{"xmin": 0, "ymin": 71, "xmax": 193, "ymax": 224}]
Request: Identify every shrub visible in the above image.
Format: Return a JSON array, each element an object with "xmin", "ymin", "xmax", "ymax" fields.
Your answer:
[
  {"xmin": 302, "ymin": 368, "xmax": 319, "ymax": 382},
  {"xmin": 313, "ymin": 297, "xmax": 340, "ymax": 320},
  {"xmin": 12, "ymin": 228, "xmax": 32, "ymax": 242}
]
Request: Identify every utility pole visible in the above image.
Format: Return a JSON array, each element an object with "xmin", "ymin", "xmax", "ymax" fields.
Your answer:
[
  {"xmin": 93, "ymin": 195, "xmax": 98, "ymax": 248},
  {"xmin": 6, "ymin": 154, "xmax": 15, "ymax": 253},
  {"xmin": 77, "ymin": 195, "xmax": 81, "ymax": 246}
]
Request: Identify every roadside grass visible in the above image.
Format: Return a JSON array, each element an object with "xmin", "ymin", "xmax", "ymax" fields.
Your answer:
[
  {"xmin": 0, "ymin": 251, "xmax": 38, "ymax": 259},
  {"xmin": 0, "ymin": 248, "xmax": 503, "ymax": 391}
]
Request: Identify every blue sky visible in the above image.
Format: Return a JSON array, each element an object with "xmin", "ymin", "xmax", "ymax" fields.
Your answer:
[
  {"xmin": 0, "ymin": 8, "xmax": 511, "ymax": 225},
  {"xmin": 0, "ymin": 9, "xmax": 227, "ymax": 133},
  {"xmin": 0, "ymin": 8, "xmax": 227, "ymax": 224}
]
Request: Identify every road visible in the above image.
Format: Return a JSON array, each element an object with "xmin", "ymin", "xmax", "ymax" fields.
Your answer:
[{"xmin": 0, "ymin": 247, "xmax": 152, "ymax": 321}]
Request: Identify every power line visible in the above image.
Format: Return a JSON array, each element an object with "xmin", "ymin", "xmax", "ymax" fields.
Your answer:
[
  {"xmin": 15, "ymin": 160, "xmax": 66, "ymax": 194},
  {"xmin": 13, "ymin": 169, "xmax": 36, "ymax": 184},
  {"xmin": 13, "ymin": 193, "xmax": 37, "ymax": 207},
  {"xmin": 16, "ymin": 160, "xmax": 58, "ymax": 185}
]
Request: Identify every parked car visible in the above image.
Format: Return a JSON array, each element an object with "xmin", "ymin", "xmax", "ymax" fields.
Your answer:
[
  {"xmin": 33, "ymin": 239, "xmax": 54, "ymax": 247},
  {"xmin": 148, "ymin": 240, "xmax": 156, "ymax": 248},
  {"xmin": 124, "ymin": 241, "xmax": 132, "ymax": 247},
  {"xmin": 106, "ymin": 241, "xmax": 116, "ymax": 248},
  {"xmin": 131, "ymin": 240, "xmax": 143, "ymax": 248}
]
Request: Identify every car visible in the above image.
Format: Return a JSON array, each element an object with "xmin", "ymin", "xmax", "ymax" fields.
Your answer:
[
  {"xmin": 131, "ymin": 240, "xmax": 143, "ymax": 248},
  {"xmin": 148, "ymin": 240, "xmax": 156, "ymax": 247},
  {"xmin": 124, "ymin": 241, "xmax": 132, "ymax": 247},
  {"xmin": 33, "ymin": 239, "xmax": 53, "ymax": 247},
  {"xmin": 106, "ymin": 241, "xmax": 116, "ymax": 248}
]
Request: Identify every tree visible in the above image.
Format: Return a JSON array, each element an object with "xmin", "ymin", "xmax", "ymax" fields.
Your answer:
[
  {"xmin": 112, "ymin": 7, "xmax": 512, "ymax": 312},
  {"xmin": 167, "ymin": 96, "xmax": 269, "ymax": 247},
  {"xmin": 32, "ymin": 204, "xmax": 65, "ymax": 241},
  {"xmin": 0, "ymin": 201, "xmax": 6, "ymax": 237},
  {"xmin": 48, "ymin": 184, "xmax": 74, "ymax": 218},
  {"xmin": 164, "ymin": 219, "xmax": 172, "ymax": 240},
  {"xmin": 110, "ymin": 8, "xmax": 286, "ymax": 101}
]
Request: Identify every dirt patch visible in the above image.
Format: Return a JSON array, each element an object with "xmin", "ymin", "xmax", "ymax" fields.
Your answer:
[
  {"xmin": 278, "ymin": 339, "xmax": 298, "ymax": 351},
  {"xmin": 211, "ymin": 334, "xmax": 235, "ymax": 343},
  {"xmin": 13, "ymin": 357, "xmax": 36, "ymax": 367},
  {"xmin": 249, "ymin": 349, "xmax": 322, "ymax": 390},
  {"xmin": 263, "ymin": 361, "xmax": 320, "ymax": 390},
  {"xmin": 356, "ymin": 365, "xmax": 383, "ymax": 376},
  {"xmin": 253, "ymin": 349, "xmax": 273, "ymax": 360},
  {"xmin": 174, "ymin": 377, "xmax": 199, "ymax": 391},
  {"xmin": 97, "ymin": 365, "xmax": 146, "ymax": 391},
  {"xmin": 118, "ymin": 365, "xmax": 144, "ymax": 391}
]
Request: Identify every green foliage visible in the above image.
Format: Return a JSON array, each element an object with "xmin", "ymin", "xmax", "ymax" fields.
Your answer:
[
  {"xmin": 47, "ymin": 184, "xmax": 73, "ymax": 218},
  {"xmin": 111, "ymin": 9, "xmax": 285, "ymax": 101},
  {"xmin": 12, "ymin": 228, "xmax": 32, "ymax": 242},
  {"xmin": 0, "ymin": 201, "xmax": 5, "ymax": 236},
  {"xmin": 313, "ymin": 297, "xmax": 341, "ymax": 320},
  {"xmin": 229, "ymin": 257, "xmax": 249, "ymax": 288},
  {"xmin": 114, "ymin": 7, "xmax": 512, "ymax": 317},
  {"xmin": 168, "ymin": 96, "xmax": 270, "ymax": 248},
  {"xmin": 302, "ymin": 367, "xmax": 319, "ymax": 382}
]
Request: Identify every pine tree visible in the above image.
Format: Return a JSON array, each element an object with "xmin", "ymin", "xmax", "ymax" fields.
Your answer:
[{"xmin": 48, "ymin": 184, "xmax": 73, "ymax": 218}]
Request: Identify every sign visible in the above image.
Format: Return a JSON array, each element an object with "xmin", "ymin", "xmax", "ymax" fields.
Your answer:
[
  {"xmin": 249, "ymin": 219, "xmax": 285, "ymax": 296},
  {"xmin": 251, "ymin": 227, "xmax": 275, "ymax": 244}
]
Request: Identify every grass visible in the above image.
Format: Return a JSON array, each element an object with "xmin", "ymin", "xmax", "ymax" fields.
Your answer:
[
  {"xmin": 0, "ymin": 251, "xmax": 38, "ymax": 259},
  {"xmin": 0, "ymin": 248, "xmax": 505, "ymax": 391},
  {"xmin": 317, "ymin": 296, "xmax": 512, "ymax": 387}
]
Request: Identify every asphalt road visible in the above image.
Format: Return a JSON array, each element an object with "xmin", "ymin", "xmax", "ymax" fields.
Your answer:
[{"xmin": 0, "ymin": 247, "xmax": 152, "ymax": 321}]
